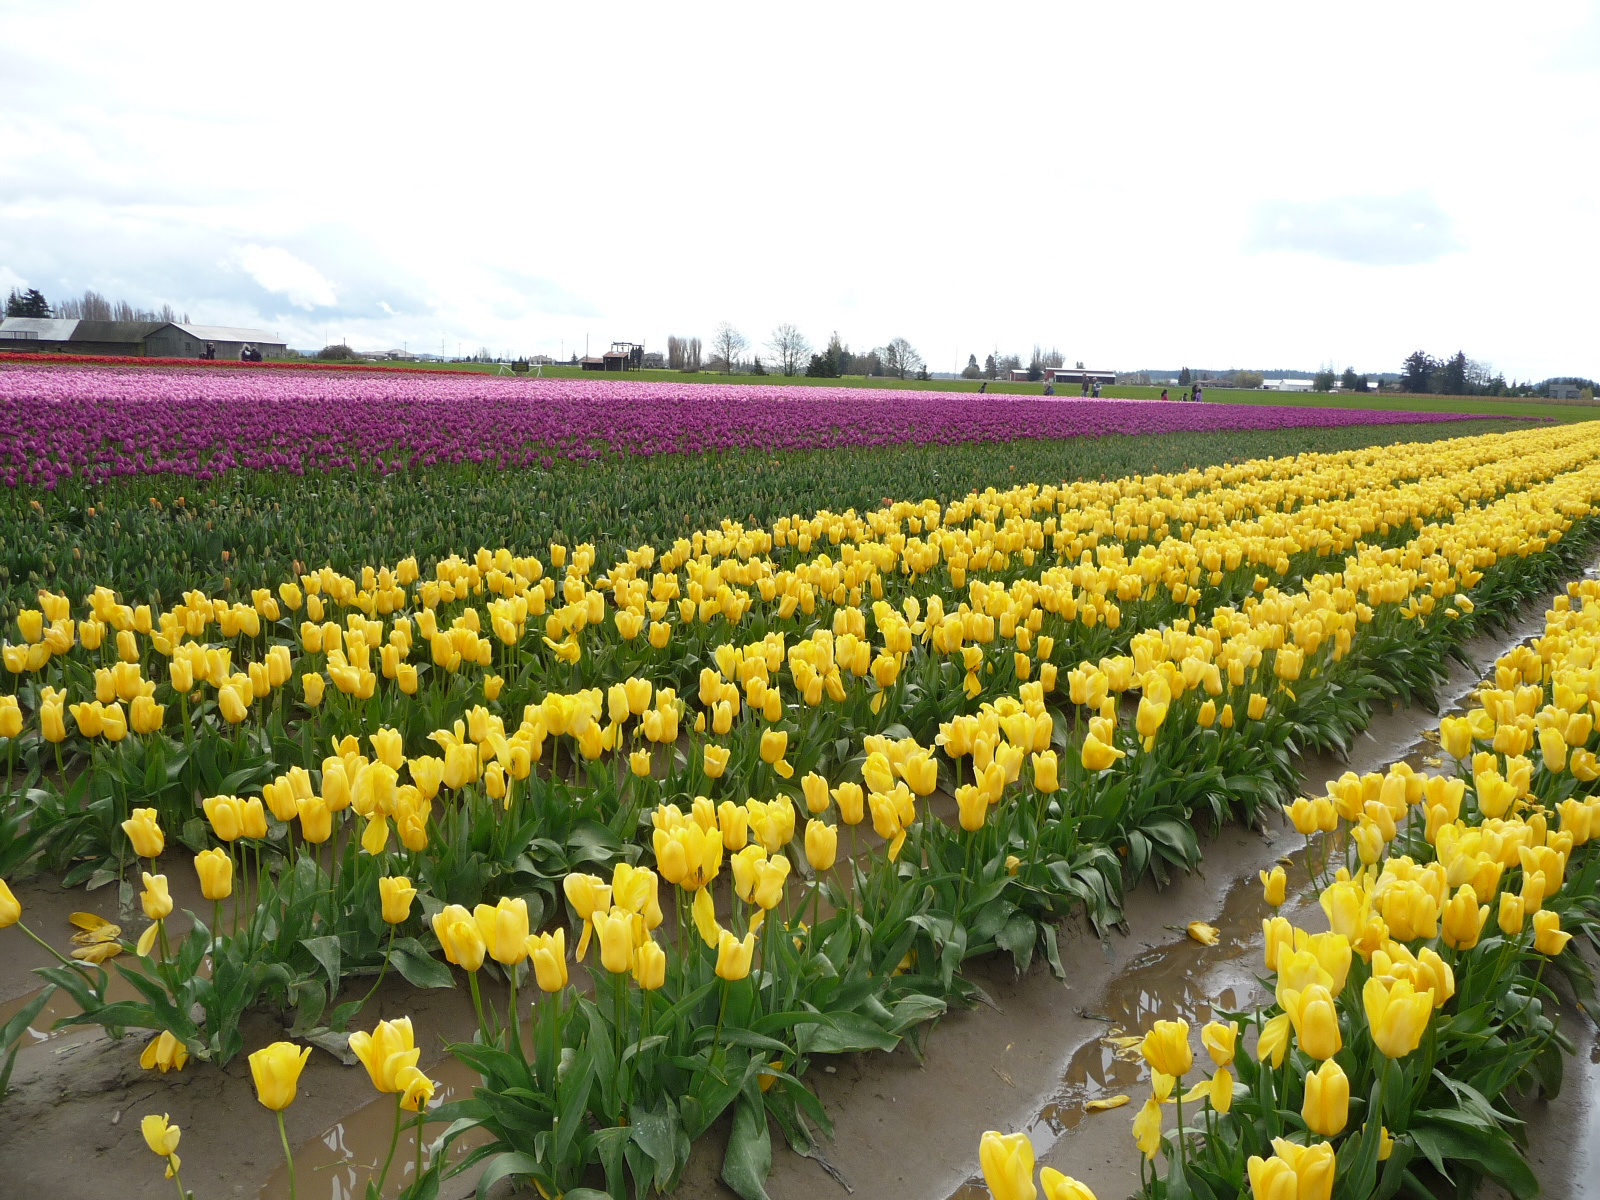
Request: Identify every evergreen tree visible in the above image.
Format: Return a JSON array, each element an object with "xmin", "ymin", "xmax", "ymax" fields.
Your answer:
[{"xmin": 5, "ymin": 288, "xmax": 51, "ymax": 318}]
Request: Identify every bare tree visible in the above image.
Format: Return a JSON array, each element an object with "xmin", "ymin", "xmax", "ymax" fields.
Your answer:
[
  {"xmin": 766, "ymin": 324, "xmax": 811, "ymax": 376},
  {"xmin": 883, "ymin": 337, "xmax": 923, "ymax": 379},
  {"xmin": 712, "ymin": 323, "xmax": 748, "ymax": 374},
  {"xmin": 667, "ymin": 335, "xmax": 703, "ymax": 371}
]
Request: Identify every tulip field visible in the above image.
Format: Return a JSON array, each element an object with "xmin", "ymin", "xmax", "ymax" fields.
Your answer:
[{"xmin": 0, "ymin": 363, "xmax": 1598, "ymax": 1200}]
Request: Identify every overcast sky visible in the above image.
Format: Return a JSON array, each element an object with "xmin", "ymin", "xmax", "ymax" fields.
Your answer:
[{"xmin": 2, "ymin": 1, "xmax": 1596, "ymax": 378}]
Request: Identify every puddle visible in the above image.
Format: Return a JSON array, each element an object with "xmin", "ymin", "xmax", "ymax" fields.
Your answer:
[
  {"xmin": 0, "ymin": 972, "xmax": 142, "ymax": 1050},
  {"xmin": 943, "ymin": 584, "xmax": 1600, "ymax": 1200},
  {"xmin": 258, "ymin": 1054, "xmax": 488, "ymax": 1200}
]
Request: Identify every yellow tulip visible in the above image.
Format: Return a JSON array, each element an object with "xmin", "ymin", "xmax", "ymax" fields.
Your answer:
[
  {"xmin": 1268, "ymin": 1138, "xmax": 1335, "ymax": 1200},
  {"xmin": 1441, "ymin": 884, "xmax": 1488, "ymax": 950},
  {"xmin": 122, "ymin": 807, "xmax": 165, "ymax": 858},
  {"xmin": 801, "ymin": 772, "xmax": 831, "ymax": 814},
  {"xmin": 978, "ymin": 1129, "xmax": 1037, "ymax": 1200},
  {"xmin": 1201, "ymin": 1020, "xmax": 1237, "ymax": 1067},
  {"xmin": 715, "ymin": 928, "xmax": 755, "ymax": 980},
  {"xmin": 1140, "ymin": 1018, "xmax": 1192, "ymax": 1077},
  {"xmin": 1497, "ymin": 890, "xmax": 1525, "ymax": 935},
  {"xmin": 563, "ymin": 872, "xmax": 613, "ymax": 959},
  {"xmin": 1301, "ymin": 1059, "xmax": 1349, "ymax": 1136},
  {"xmin": 296, "ymin": 794, "xmax": 333, "ymax": 844},
  {"xmin": 0, "ymin": 879, "xmax": 19, "ymax": 928},
  {"xmin": 1080, "ymin": 732, "xmax": 1124, "ymax": 771},
  {"xmin": 361, "ymin": 727, "xmax": 401, "ymax": 772},
  {"xmin": 1032, "ymin": 750, "xmax": 1060, "ymax": 793},
  {"xmin": 141, "ymin": 872, "xmax": 173, "ymax": 920},
  {"xmin": 1259, "ymin": 866, "xmax": 1287, "ymax": 907},
  {"xmin": 432, "ymin": 904, "xmax": 486, "ymax": 971},
  {"xmin": 528, "ymin": 927, "xmax": 569, "ymax": 992},
  {"xmin": 248, "ymin": 1040, "xmax": 312, "ymax": 1110},
  {"xmin": 474, "ymin": 896, "xmax": 530, "ymax": 966},
  {"xmin": 1363, "ymin": 976, "xmax": 1432, "ymax": 1059},
  {"xmin": 760, "ymin": 729, "xmax": 793, "ymax": 778},
  {"xmin": 203, "ymin": 794, "xmax": 246, "ymax": 842},
  {"xmin": 703, "ymin": 744, "xmax": 730, "ymax": 779},
  {"xmin": 194, "ymin": 848, "xmax": 232, "ymax": 901},
  {"xmin": 633, "ymin": 938, "xmax": 667, "ymax": 990},
  {"xmin": 1039, "ymin": 1167, "xmax": 1097, "ymax": 1200},
  {"xmin": 141, "ymin": 1112, "xmax": 182, "ymax": 1177},
  {"xmin": 805, "ymin": 819, "xmax": 838, "ymax": 871},
  {"xmin": 594, "ymin": 906, "xmax": 635, "ymax": 974},
  {"xmin": 630, "ymin": 749, "xmax": 653, "ymax": 778},
  {"xmin": 1281, "ymin": 984, "xmax": 1341, "ymax": 1060},
  {"xmin": 831, "ymin": 781, "xmax": 865, "ymax": 825},
  {"xmin": 1533, "ymin": 909, "xmax": 1572, "ymax": 955},
  {"xmin": 1246, "ymin": 1155, "xmax": 1298, "ymax": 1200},
  {"xmin": 379, "ymin": 875, "xmax": 417, "ymax": 924},
  {"xmin": 349, "ymin": 1016, "xmax": 421, "ymax": 1093}
]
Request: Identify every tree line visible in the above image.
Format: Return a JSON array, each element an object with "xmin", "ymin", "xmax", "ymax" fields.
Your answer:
[
  {"xmin": 5, "ymin": 287, "xmax": 188, "ymax": 324},
  {"xmin": 661, "ymin": 325, "xmax": 930, "ymax": 380}
]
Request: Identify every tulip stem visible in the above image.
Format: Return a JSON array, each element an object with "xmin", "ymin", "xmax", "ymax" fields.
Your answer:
[
  {"xmin": 412, "ymin": 1107, "xmax": 426, "ymax": 1187},
  {"xmin": 17, "ymin": 921, "xmax": 80, "ymax": 970},
  {"xmin": 356, "ymin": 924, "xmax": 397, "ymax": 1017},
  {"xmin": 1174, "ymin": 1086, "xmax": 1186, "ymax": 1171},
  {"xmin": 276, "ymin": 1109, "xmax": 297, "ymax": 1200},
  {"xmin": 170, "ymin": 1161, "xmax": 188, "ymax": 1200},
  {"xmin": 376, "ymin": 1092, "xmax": 402, "ymax": 1196},
  {"xmin": 507, "ymin": 966, "xmax": 520, "ymax": 1056},
  {"xmin": 467, "ymin": 969, "xmax": 489, "ymax": 1043}
]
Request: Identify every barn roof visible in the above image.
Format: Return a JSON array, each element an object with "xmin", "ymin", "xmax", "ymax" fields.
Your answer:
[{"xmin": 175, "ymin": 323, "xmax": 285, "ymax": 344}]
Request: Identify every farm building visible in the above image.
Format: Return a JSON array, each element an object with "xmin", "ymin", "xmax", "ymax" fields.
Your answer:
[
  {"xmin": 1045, "ymin": 367, "xmax": 1116, "ymax": 387},
  {"xmin": 0, "ymin": 317, "xmax": 285, "ymax": 359},
  {"xmin": 1264, "ymin": 378, "xmax": 1315, "ymax": 392}
]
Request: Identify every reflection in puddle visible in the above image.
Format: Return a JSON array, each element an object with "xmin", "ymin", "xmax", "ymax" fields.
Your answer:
[{"xmin": 258, "ymin": 1055, "xmax": 487, "ymax": 1200}]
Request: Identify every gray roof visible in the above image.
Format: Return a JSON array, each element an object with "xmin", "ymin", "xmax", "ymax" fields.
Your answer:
[
  {"xmin": 175, "ymin": 323, "xmax": 284, "ymax": 345},
  {"xmin": 70, "ymin": 321, "xmax": 166, "ymax": 343},
  {"xmin": 0, "ymin": 317, "xmax": 80, "ymax": 339}
]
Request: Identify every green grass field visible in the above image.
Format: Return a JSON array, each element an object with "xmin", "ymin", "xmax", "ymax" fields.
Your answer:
[{"xmin": 314, "ymin": 360, "xmax": 1595, "ymax": 424}]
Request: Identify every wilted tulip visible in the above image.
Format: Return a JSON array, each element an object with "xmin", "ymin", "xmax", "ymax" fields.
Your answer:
[
  {"xmin": 141, "ymin": 872, "xmax": 173, "ymax": 920},
  {"xmin": 139, "ymin": 1030, "xmax": 190, "ymax": 1074}
]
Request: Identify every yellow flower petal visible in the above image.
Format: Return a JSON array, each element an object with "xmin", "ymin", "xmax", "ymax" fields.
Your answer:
[
  {"xmin": 1085, "ymin": 1094, "xmax": 1131, "ymax": 1111},
  {"xmin": 1187, "ymin": 921, "xmax": 1219, "ymax": 946},
  {"xmin": 137, "ymin": 921, "xmax": 160, "ymax": 957},
  {"xmin": 69, "ymin": 911, "xmax": 113, "ymax": 931}
]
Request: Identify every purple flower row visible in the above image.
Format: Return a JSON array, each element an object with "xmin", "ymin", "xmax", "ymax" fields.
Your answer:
[{"xmin": 0, "ymin": 365, "xmax": 1493, "ymax": 489}]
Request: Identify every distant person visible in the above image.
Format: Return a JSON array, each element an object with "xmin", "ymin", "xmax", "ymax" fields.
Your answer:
[
  {"xmin": 1091, "ymin": 380, "xmax": 1101, "ymax": 398},
  {"xmin": 203, "ymin": 342, "xmax": 216, "ymax": 360},
  {"xmin": 1160, "ymin": 388, "xmax": 1169, "ymax": 402},
  {"xmin": 1080, "ymin": 378, "xmax": 1089, "ymax": 397},
  {"xmin": 1194, "ymin": 383, "xmax": 1204, "ymax": 402},
  {"xmin": 978, "ymin": 381, "xmax": 988, "ymax": 393},
  {"xmin": 1043, "ymin": 381, "xmax": 1054, "ymax": 396}
]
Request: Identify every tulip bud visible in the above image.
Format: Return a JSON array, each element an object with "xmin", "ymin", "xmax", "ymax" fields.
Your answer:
[
  {"xmin": 1301, "ymin": 1059, "xmax": 1349, "ymax": 1136},
  {"xmin": 379, "ymin": 875, "xmax": 417, "ymax": 924}
]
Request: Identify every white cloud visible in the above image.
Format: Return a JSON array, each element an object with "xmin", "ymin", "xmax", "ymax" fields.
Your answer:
[
  {"xmin": 235, "ymin": 244, "xmax": 336, "ymax": 310},
  {"xmin": 1247, "ymin": 193, "xmax": 1465, "ymax": 267}
]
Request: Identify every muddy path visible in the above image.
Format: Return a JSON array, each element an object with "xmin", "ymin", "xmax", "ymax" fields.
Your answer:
[{"xmin": 2, "ymin": 571, "xmax": 1596, "ymax": 1200}]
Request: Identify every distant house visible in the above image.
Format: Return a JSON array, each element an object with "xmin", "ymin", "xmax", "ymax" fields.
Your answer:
[
  {"xmin": 1550, "ymin": 382, "xmax": 1583, "ymax": 400},
  {"xmin": 1045, "ymin": 367, "xmax": 1115, "ymax": 387},
  {"xmin": 0, "ymin": 317, "xmax": 285, "ymax": 359},
  {"xmin": 1265, "ymin": 378, "xmax": 1315, "ymax": 392}
]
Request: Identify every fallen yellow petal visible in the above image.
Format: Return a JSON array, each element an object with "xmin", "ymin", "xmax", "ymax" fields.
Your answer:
[
  {"xmin": 71, "ymin": 941, "xmax": 124, "ymax": 963},
  {"xmin": 69, "ymin": 911, "xmax": 113, "ymax": 931},
  {"xmin": 1187, "ymin": 921, "xmax": 1219, "ymax": 946},
  {"xmin": 1104, "ymin": 1035, "xmax": 1142, "ymax": 1049},
  {"xmin": 1085, "ymin": 1095, "xmax": 1131, "ymax": 1111}
]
